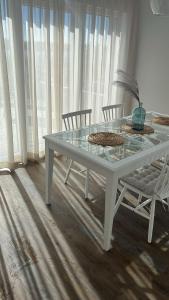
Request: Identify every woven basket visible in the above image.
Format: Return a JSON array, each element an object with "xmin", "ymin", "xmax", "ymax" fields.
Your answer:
[
  {"xmin": 88, "ymin": 132, "xmax": 124, "ymax": 146},
  {"xmin": 152, "ymin": 116, "xmax": 169, "ymax": 126},
  {"xmin": 122, "ymin": 124, "xmax": 154, "ymax": 135}
]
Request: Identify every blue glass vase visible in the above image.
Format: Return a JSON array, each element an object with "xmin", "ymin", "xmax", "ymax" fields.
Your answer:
[{"xmin": 132, "ymin": 103, "xmax": 146, "ymax": 131}]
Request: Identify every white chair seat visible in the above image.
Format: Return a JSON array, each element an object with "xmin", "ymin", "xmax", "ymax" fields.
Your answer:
[{"xmin": 120, "ymin": 165, "xmax": 161, "ymax": 197}]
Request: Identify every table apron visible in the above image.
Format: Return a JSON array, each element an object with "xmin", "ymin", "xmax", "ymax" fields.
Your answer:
[
  {"xmin": 113, "ymin": 145, "xmax": 169, "ymax": 178},
  {"xmin": 46, "ymin": 140, "xmax": 114, "ymax": 178},
  {"xmin": 46, "ymin": 140, "xmax": 169, "ymax": 179}
]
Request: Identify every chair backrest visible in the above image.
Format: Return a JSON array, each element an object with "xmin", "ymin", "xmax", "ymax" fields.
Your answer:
[
  {"xmin": 102, "ymin": 104, "xmax": 124, "ymax": 122},
  {"xmin": 62, "ymin": 109, "xmax": 92, "ymax": 131},
  {"xmin": 154, "ymin": 155, "xmax": 169, "ymax": 198}
]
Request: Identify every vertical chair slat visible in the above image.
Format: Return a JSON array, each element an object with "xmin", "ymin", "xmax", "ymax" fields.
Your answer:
[
  {"xmin": 67, "ymin": 118, "xmax": 71, "ymax": 130},
  {"xmin": 89, "ymin": 113, "xmax": 91, "ymax": 126},
  {"xmin": 115, "ymin": 108, "xmax": 117, "ymax": 119},
  {"xmin": 108, "ymin": 110, "xmax": 111, "ymax": 121},
  {"xmin": 111, "ymin": 109, "xmax": 113, "ymax": 120},
  {"xmin": 63, "ymin": 119, "xmax": 68, "ymax": 131},
  {"xmin": 71, "ymin": 116, "xmax": 74, "ymax": 130},
  {"xmin": 104, "ymin": 111, "xmax": 107, "ymax": 122},
  {"xmin": 75, "ymin": 115, "xmax": 78, "ymax": 128}
]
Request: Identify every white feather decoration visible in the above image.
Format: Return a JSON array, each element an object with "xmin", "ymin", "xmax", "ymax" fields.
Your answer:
[{"xmin": 112, "ymin": 70, "xmax": 140, "ymax": 105}]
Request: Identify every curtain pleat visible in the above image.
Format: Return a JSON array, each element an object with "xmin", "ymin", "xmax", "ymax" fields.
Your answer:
[
  {"xmin": 52, "ymin": 1, "xmax": 64, "ymax": 132},
  {"xmin": 28, "ymin": 5, "xmax": 39, "ymax": 156},
  {"xmin": 8, "ymin": 0, "xmax": 27, "ymax": 163},
  {"xmin": 0, "ymin": 0, "xmax": 138, "ymax": 167},
  {"xmin": 0, "ymin": 9, "xmax": 14, "ymax": 162},
  {"xmin": 45, "ymin": 8, "xmax": 52, "ymax": 134}
]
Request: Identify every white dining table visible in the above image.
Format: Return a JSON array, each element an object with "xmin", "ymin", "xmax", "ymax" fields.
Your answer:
[{"xmin": 44, "ymin": 112, "xmax": 169, "ymax": 251}]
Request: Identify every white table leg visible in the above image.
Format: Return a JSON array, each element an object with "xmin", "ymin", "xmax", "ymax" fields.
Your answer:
[
  {"xmin": 103, "ymin": 175, "xmax": 118, "ymax": 251},
  {"xmin": 45, "ymin": 142, "xmax": 54, "ymax": 206}
]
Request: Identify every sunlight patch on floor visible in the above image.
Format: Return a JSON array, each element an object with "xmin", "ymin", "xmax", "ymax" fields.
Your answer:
[{"xmin": 0, "ymin": 169, "xmax": 102, "ymax": 300}]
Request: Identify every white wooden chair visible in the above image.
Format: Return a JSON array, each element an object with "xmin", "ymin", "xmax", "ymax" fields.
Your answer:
[
  {"xmin": 113, "ymin": 155, "xmax": 169, "ymax": 243},
  {"xmin": 62, "ymin": 109, "xmax": 92, "ymax": 199},
  {"xmin": 102, "ymin": 104, "xmax": 124, "ymax": 122}
]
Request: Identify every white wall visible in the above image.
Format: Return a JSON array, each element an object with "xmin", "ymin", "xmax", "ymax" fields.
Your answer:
[{"xmin": 136, "ymin": 0, "xmax": 169, "ymax": 114}]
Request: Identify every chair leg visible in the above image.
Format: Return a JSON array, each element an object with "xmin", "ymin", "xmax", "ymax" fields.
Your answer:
[
  {"xmin": 148, "ymin": 198, "xmax": 156, "ymax": 243},
  {"xmin": 64, "ymin": 160, "xmax": 73, "ymax": 184},
  {"xmin": 113, "ymin": 186, "xmax": 127, "ymax": 217},
  {"xmin": 167, "ymin": 197, "xmax": 169, "ymax": 211},
  {"xmin": 138, "ymin": 193, "xmax": 142, "ymax": 204},
  {"xmin": 85, "ymin": 169, "xmax": 90, "ymax": 199}
]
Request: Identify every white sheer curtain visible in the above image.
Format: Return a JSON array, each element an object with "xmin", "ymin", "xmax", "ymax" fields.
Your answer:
[{"xmin": 0, "ymin": 0, "xmax": 138, "ymax": 166}]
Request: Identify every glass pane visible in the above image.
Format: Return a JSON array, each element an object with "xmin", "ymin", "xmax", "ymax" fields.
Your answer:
[{"xmin": 49, "ymin": 118, "xmax": 169, "ymax": 164}]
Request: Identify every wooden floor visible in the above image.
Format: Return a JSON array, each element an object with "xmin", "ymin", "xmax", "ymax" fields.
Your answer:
[{"xmin": 1, "ymin": 157, "xmax": 169, "ymax": 300}]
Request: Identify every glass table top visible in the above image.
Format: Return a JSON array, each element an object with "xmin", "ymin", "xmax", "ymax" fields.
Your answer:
[{"xmin": 51, "ymin": 117, "xmax": 169, "ymax": 164}]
